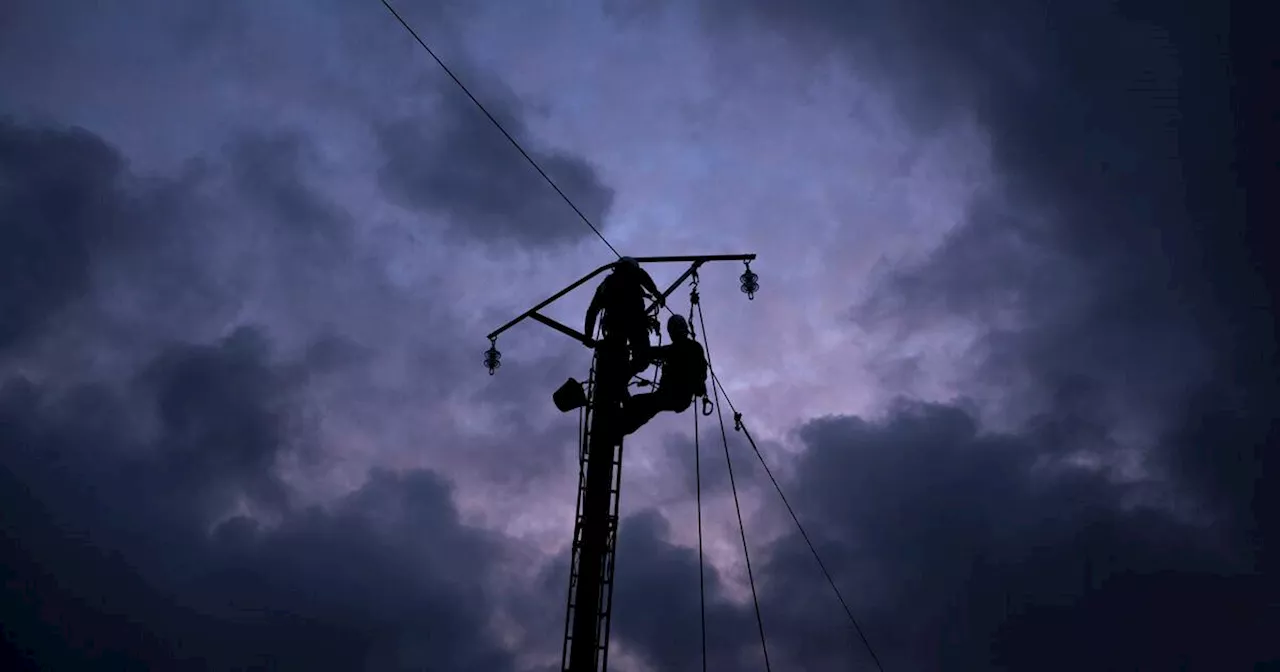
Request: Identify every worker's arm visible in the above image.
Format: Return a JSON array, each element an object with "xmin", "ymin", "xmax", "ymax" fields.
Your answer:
[
  {"xmin": 584, "ymin": 284, "xmax": 604, "ymax": 344},
  {"xmin": 638, "ymin": 268, "xmax": 664, "ymax": 306},
  {"xmin": 649, "ymin": 344, "xmax": 673, "ymax": 361}
]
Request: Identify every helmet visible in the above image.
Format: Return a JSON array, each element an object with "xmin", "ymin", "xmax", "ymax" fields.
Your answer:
[
  {"xmin": 667, "ymin": 314, "xmax": 689, "ymax": 337},
  {"xmin": 616, "ymin": 256, "xmax": 640, "ymax": 272}
]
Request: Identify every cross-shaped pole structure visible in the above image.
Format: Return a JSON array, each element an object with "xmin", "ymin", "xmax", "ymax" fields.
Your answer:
[{"xmin": 484, "ymin": 254, "xmax": 757, "ymax": 672}]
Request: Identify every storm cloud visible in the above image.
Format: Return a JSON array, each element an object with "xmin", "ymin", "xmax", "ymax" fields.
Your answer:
[
  {"xmin": 582, "ymin": 397, "xmax": 1273, "ymax": 670},
  {"xmin": 0, "ymin": 116, "xmax": 565, "ymax": 669},
  {"xmin": 0, "ymin": 119, "xmax": 149, "ymax": 349},
  {"xmin": 759, "ymin": 402, "xmax": 1273, "ymax": 669},
  {"xmin": 375, "ymin": 87, "xmax": 617, "ymax": 248},
  {"xmin": 680, "ymin": 0, "xmax": 1276, "ymax": 667},
  {"xmin": 2, "ymin": 0, "xmax": 1274, "ymax": 670},
  {"xmin": 0, "ymin": 330, "xmax": 518, "ymax": 671}
]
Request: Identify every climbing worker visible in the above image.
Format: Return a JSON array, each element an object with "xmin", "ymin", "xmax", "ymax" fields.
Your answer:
[
  {"xmin": 617, "ymin": 314, "xmax": 708, "ymax": 437},
  {"xmin": 583, "ymin": 256, "xmax": 664, "ymax": 375}
]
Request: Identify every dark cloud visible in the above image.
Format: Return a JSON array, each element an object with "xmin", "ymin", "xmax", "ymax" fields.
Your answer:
[
  {"xmin": 601, "ymin": 402, "xmax": 1274, "ymax": 669},
  {"xmin": 657, "ymin": 419, "xmax": 786, "ymax": 502},
  {"xmin": 4, "ymin": 1, "xmax": 1272, "ymax": 669},
  {"xmin": 0, "ymin": 115, "xmax": 573, "ymax": 669},
  {"xmin": 610, "ymin": 510, "xmax": 769, "ymax": 671},
  {"xmin": 533, "ymin": 508, "xmax": 768, "ymax": 672},
  {"xmin": 605, "ymin": 3, "xmax": 1275, "ymax": 666},
  {"xmin": 756, "ymin": 401, "xmax": 1276, "ymax": 669},
  {"xmin": 0, "ymin": 116, "xmax": 478, "ymax": 370},
  {"xmin": 136, "ymin": 327, "xmax": 295, "ymax": 514},
  {"xmin": 0, "ymin": 118, "xmax": 372, "ymax": 363},
  {"xmin": 375, "ymin": 81, "xmax": 615, "ymax": 248},
  {"xmin": 0, "ymin": 118, "xmax": 140, "ymax": 349},
  {"xmin": 0, "ymin": 327, "xmax": 519, "ymax": 671},
  {"xmin": 704, "ymin": 0, "xmax": 1274, "ymax": 566},
  {"xmin": 225, "ymin": 129, "xmax": 350, "ymax": 242},
  {"xmin": 0, "ymin": 108, "xmax": 581, "ymax": 470},
  {"xmin": 662, "ymin": 431, "xmax": 732, "ymax": 496}
]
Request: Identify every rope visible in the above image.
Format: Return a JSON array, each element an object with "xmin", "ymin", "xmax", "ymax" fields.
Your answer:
[
  {"xmin": 697, "ymin": 300, "xmax": 772, "ymax": 671},
  {"xmin": 708, "ymin": 372, "xmax": 887, "ymax": 672},
  {"xmin": 693, "ymin": 402, "xmax": 708, "ymax": 672},
  {"xmin": 650, "ymin": 324, "xmax": 664, "ymax": 387},
  {"xmin": 688, "ymin": 275, "xmax": 708, "ymax": 671},
  {"xmin": 688, "ymin": 279, "xmax": 884, "ymax": 669},
  {"xmin": 380, "ymin": 0, "xmax": 622, "ymax": 259}
]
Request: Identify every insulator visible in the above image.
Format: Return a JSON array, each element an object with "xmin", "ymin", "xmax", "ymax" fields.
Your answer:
[
  {"xmin": 484, "ymin": 341, "xmax": 502, "ymax": 375},
  {"xmin": 739, "ymin": 265, "xmax": 759, "ymax": 300}
]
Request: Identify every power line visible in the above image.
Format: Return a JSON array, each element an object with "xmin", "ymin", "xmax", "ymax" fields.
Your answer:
[
  {"xmin": 379, "ymin": 0, "xmax": 622, "ymax": 259},
  {"xmin": 707, "ymin": 370, "xmax": 887, "ymax": 672}
]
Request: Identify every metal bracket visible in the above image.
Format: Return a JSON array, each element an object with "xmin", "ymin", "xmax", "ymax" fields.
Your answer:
[{"xmin": 530, "ymin": 312, "xmax": 590, "ymax": 345}]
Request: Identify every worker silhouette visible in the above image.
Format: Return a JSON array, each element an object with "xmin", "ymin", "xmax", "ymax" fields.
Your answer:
[
  {"xmin": 617, "ymin": 314, "xmax": 708, "ymax": 437},
  {"xmin": 584, "ymin": 257, "xmax": 664, "ymax": 375}
]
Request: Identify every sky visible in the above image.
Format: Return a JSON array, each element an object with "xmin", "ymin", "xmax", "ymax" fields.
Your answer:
[{"xmin": 1, "ymin": 0, "xmax": 1275, "ymax": 670}]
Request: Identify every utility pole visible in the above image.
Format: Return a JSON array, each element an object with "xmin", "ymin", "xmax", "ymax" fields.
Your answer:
[{"xmin": 485, "ymin": 254, "xmax": 759, "ymax": 672}]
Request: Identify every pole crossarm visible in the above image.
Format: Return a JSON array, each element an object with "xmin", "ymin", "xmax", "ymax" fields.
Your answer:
[
  {"xmin": 530, "ymin": 312, "xmax": 590, "ymax": 344},
  {"xmin": 629, "ymin": 254, "xmax": 756, "ymax": 264},
  {"xmin": 485, "ymin": 254, "xmax": 757, "ymax": 343}
]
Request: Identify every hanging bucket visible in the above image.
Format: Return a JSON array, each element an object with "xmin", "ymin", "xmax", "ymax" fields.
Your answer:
[{"xmin": 553, "ymin": 377, "xmax": 588, "ymax": 413}]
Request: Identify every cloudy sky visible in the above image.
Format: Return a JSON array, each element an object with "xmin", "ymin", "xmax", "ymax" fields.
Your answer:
[{"xmin": 1, "ymin": 0, "xmax": 1274, "ymax": 670}]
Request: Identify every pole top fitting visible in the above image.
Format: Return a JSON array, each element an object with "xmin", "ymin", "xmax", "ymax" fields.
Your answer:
[
  {"xmin": 484, "ymin": 337, "xmax": 502, "ymax": 375},
  {"xmin": 739, "ymin": 261, "xmax": 759, "ymax": 301}
]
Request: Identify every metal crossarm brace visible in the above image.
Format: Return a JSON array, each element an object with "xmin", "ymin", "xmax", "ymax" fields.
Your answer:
[{"xmin": 530, "ymin": 312, "xmax": 590, "ymax": 344}]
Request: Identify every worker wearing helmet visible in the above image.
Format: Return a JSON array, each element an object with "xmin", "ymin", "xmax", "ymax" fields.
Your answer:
[
  {"xmin": 617, "ymin": 313, "xmax": 708, "ymax": 437},
  {"xmin": 584, "ymin": 257, "xmax": 664, "ymax": 374}
]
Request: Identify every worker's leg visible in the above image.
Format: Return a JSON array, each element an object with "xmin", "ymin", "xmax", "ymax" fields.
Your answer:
[
  {"xmin": 594, "ymin": 334, "xmax": 631, "ymax": 404},
  {"xmin": 626, "ymin": 318, "xmax": 652, "ymax": 374},
  {"xmin": 618, "ymin": 390, "xmax": 694, "ymax": 438},
  {"xmin": 664, "ymin": 394, "xmax": 692, "ymax": 414},
  {"xmin": 618, "ymin": 392, "xmax": 663, "ymax": 437}
]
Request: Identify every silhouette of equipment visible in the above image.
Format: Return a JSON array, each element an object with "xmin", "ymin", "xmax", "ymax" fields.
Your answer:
[
  {"xmin": 485, "ymin": 255, "xmax": 757, "ymax": 672},
  {"xmin": 383, "ymin": 2, "xmax": 880, "ymax": 666},
  {"xmin": 554, "ymin": 378, "xmax": 588, "ymax": 413},
  {"xmin": 740, "ymin": 260, "xmax": 760, "ymax": 300}
]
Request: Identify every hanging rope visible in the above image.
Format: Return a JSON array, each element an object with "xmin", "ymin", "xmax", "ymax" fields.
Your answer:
[
  {"xmin": 709, "ymin": 372, "xmax": 887, "ymax": 672},
  {"xmin": 693, "ymin": 401, "xmax": 708, "ymax": 672},
  {"xmin": 690, "ymin": 285, "xmax": 884, "ymax": 670},
  {"xmin": 696, "ymin": 300, "xmax": 772, "ymax": 671},
  {"xmin": 687, "ymin": 274, "xmax": 708, "ymax": 671}
]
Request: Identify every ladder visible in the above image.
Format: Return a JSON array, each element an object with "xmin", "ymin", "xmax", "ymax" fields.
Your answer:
[{"xmin": 560, "ymin": 357, "xmax": 627, "ymax": 671}]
